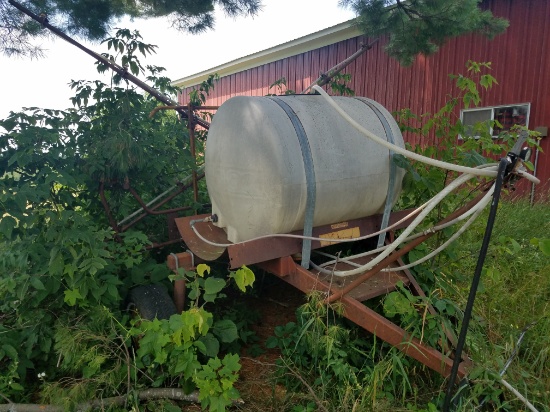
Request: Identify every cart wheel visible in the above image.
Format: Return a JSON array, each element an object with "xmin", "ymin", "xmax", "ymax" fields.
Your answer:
[{"xmin": 128, "ymin": 284, "xmax": 177, "ymax": 320}]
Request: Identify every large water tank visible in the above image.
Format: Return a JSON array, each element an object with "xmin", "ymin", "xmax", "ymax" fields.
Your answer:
[{"xmin": 205, "ymin": 95, "xmax": 405, "ymax": 243}]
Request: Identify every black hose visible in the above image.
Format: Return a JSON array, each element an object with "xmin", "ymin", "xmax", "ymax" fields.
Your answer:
[{"xmin": 442, "ymin": 157, "xmax": 510, "ymax": 411}]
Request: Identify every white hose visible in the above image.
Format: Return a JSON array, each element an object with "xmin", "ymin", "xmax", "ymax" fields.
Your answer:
[
  {"xmin": 385, "ymin": 184, "xmax": 494, "ymax": 271},
  {"xmin": 312, "ymin": 85, "xmax": 540, "ymax": 185},
  {"xmin": 500, "ymin": 379, "xmax": 540, "ymax": 412},
  {"xmin": 190, "ymin": 201, "xmax": 430, "ymax": 248},
  {"xmin": 316, "ymin": 165, "xmax": 497, "ymax": 267},
  {"xmin": 313, "ymin": 171, "xmax": 477, "ymax": 277},
  {"xmin": 516, "ymin": 168, "xmax": 540, "ymax": 184},
  {"xmin": 191, "ymin": 161, "xmax": 498, "ymax": 250},
  {"xmin": 310, "ymin": 182, "xmax": 493, "ymax": 276},
  {"xmin": 314, "ymin": 184, "xmax": 494, "ymax": 272}
]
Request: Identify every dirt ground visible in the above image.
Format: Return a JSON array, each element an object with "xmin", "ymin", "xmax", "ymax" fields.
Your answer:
[
  {"xmin": 181, "ymin": 274, "xmax": 305, "ymax": 411},
  {"xmin": 236, "ymin": 275, "xmax": 306, "ymax": 411}
]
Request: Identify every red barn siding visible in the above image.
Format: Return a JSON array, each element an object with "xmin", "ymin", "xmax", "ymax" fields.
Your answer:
[{"xmin": 180, "ymin": 0, "xmax": 549, "ymax": 199}]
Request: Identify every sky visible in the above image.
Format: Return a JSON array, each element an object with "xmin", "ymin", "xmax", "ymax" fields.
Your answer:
[{"xmin": 0, "ymin": 0, "xmax": 356, "ymax": 119}]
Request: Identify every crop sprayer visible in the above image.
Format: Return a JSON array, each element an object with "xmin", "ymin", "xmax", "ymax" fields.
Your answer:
[{"xmin": 9, "ymin": 1, "xmax": 541, "ymax": 409}]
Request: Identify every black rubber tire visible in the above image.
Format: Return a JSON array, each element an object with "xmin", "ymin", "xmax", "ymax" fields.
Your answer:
[{"xmin": 128, "ymin": 284, "xmax": 177, "ymax": 320}]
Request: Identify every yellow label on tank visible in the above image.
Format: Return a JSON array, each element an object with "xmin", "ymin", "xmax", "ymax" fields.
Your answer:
[
  {"xmin": 319, "ymin": 227, "xmax": 360, "ymax": 246},
  {"xmin": 331, "ymin": 222, "xmax": 349, "ymax": 229}
]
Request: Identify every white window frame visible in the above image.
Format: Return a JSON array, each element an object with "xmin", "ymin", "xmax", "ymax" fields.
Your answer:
[{"xmin": 460, "ymin": 103, "xmax": 530, "ymax": 139}]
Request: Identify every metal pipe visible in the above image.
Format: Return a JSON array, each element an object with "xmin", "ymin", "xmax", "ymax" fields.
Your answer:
[
  {"xmin": 442, "ymin": 157, "xmax": 509, "ymax": 412},
  {"xmin": 530, "ymin": 146, "xmax": 540, "ymax": 206},
  {"xmin": 145, "ymin": 239, "xmax": 182, "ymax": 250},
  {"xmin": 324, "ymin": 234, "xmax": 431, "ymax": 304},
  {"xmin": 117, "ymin": 168, "xmax": 203, "ymax": 226},
  {"xmin": 119, "ymin": 174, "xmax": 205, "ymax": 231},
  {"xmin": 302, "ymin": 39, "xmax": 379, "ymax": 94},
  {"xmin": 259, "ymin": 256, "xmax": 468, "ymax": 378},
  {"xmin": 128, "ymin": 186, "xmax": 193, "ymax": 215},
  {"xmin": 149, "ymin": 105, "xmax": 219, "ymax": 119},
  {"xmin": 174, "ymin": 279, "xmax": 186, "ymax": 313},
  {"xmin": 324, "ymin": 190, "xmax": 488, "ymax": 304},
  {"xmin": 117, "ymin": 169, "xmax": 201, "ymax": 226},
  {"xmin": 168, "ymin": 253, "xmax": 187, "ymax": 313},
  {"xmin": 188, "ymin": 102, "xmax": 199, "ymax": 202}
]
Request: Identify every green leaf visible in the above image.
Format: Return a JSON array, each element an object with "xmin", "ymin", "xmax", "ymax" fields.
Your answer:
[
  {"xmin": 460, "ymin": 150, "xmax": 487, "ymax": 166},
  {"xmin": 9, "ymin": 382, "xmax": 24, "ymax": 391},
  {"xmin": 173, "ymin": 350, "xmax": 196, "ymax": 375},
  {"xmin": 509, "ymin": 238, "xmax": 521, "ymax": 254},
  {"xmin": 383, "ymin": 291, "xmax": 414, "ymax": 317},
  {"xmin": 82, "ymin": 365, "xmax": 98, "ymax": 379},
  {"xmin": 204, "ymin": 277, "xmax": 226, "ymax": 295},
  {"xmin": 107, "ymin": 283, "xmax": 119, "ymax": 300},
  {"xmin": 30, "ymin": 277, "xmax": 46, "ymax": 290},
  {"xmin": 539, "ymin": 239, "xmax": 550, "ymax": 255},
  {"xmin": 129, "ymin": 60, "xmax": 139, "ymax": 75},
  {"xmin": 79, "ymin": 257, "xmax": 106, "ymax": 275},
  {"xmin": 221, "ymin": 353, "xmax": 241, "ymax": 372},
  {"xmin": 150, "ymin": 265, "xmax": 169, "ymax": 282},
  {"xmin": 163, "ymin": 404, "xmax": 182, "ymax": 412},
  {"xmin": 198, "ymin": 333, "xmax": 220, "ymax": 357},
  {"xmin": 0, "ymin": 215, "xmax": 17, "ymax": 239},
  {"xmin": 64, "ymin": 263, "xmax": 77, "ymax": 279},
  {"xmin": 196, "ymin": 263, "xmax": 211, "ymax": 277},
  {"xmin": 64, "ymin": 288, "xmax": 83, "ymax": 306},
  {"xmin": 265, "ymin": 336, "xmax": 279, "ymax": 349},
  {"xmin": 213, "ymin": 320, "xmax": 238, "ymax": 343},
  {"xmin": 49, "ymin": 247, "xmax": 64, "ymax": 276},
  {"xmin": 434, "ymin": 299, "xmax": 447, "ymax": 313},
  {"xmin": 203, "ymin": 293, "xmax": 218, "ymax": 303},
  {"xmin": 445, "ymin": 303, "xmax": 456, "ymax": 316},
  {"xmin": 2, "ymin": 344, "xmax": 18, "ymax": 360},
  {"xmin": 7, "ymin": 152, "xmax": 19, "ymax": 167},
  {"xmin": 188, "ymin": 287, "xmax": 199, "ymax": 301},
  {"xmin": 231, "ymin": 266, "xmax": 255, "ymax": 292}
]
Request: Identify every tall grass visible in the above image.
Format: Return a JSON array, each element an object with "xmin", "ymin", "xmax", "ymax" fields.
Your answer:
[
  {"xmin": 268, "ymin": 200, "xmax": 549, "ymax": 411},
  {"xmin": 445, "ymin": 200, "xmax": 550, "ymax": 411}
]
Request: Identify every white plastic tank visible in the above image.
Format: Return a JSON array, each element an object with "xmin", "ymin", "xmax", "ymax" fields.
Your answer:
[{"xmin": 205, "ymin": 95, "xmax": 405, "ymax": 243}]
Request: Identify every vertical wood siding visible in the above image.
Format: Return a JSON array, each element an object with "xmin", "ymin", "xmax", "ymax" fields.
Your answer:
[{"xmin": 180, "ymin": 0, "xmax": 549, "ymax": 199}]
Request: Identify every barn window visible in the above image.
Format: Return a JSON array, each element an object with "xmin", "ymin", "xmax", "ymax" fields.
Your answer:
[{"xmin": 461, "ymin": 103, "xmax": 530, "ymax": 138}]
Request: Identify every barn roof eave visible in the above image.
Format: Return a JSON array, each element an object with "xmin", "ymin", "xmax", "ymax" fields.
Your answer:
[{"xmin": 171, "ymin": 19, "xmax": 361, "ymax": 89}]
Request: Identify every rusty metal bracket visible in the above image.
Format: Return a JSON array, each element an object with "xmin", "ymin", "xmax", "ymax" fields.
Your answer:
[
  {"xmin": 168, "ymin": 251, "xmax": 202, "ymax": 313},
  {"xmin": 226, "ymin": 209, "xmax": 418, "ymax": 269},
  {"xmin": 324, "ymin": 190, "xmax": 488, "ymax": 303},
  {"xmin": 257, "ymin": 256, "xmax": 469, "ymax": 379},
  {"xmin": 302, "ymin": 38, "xmax": 379, "ymax": 94},
  {"xmin": 118, "ymin": 176, "xmax": 204, "ymax": 232},
  {"xmin": 149, "ymin": 105, "xmax": 219, "ymax": 119},
  {"xmin": 127, "ymin": 185, "xmax": 194, "ymax": 216}
]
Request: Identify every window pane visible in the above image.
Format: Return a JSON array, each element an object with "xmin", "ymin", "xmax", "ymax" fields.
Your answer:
[
  {"xmin": 462, "ymin": 109, "xmax": 492, "ymax": 137},
  {"xmin": 493, "ymin": 105, "xmax": 528, "ymax": 135}
]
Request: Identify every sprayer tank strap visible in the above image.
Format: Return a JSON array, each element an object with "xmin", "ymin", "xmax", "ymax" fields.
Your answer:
[
  {"xmin": 354, "ymin": 98, "xmax": 398, "ymax": 248},
  {"xmin": 268, "ymin": 96, "xmax": 317, "ymax": 268}
]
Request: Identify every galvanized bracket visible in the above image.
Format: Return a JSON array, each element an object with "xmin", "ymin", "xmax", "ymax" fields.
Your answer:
[
  {"xmin": 354, "ymin": 98, "xmax": 398, "ymax": 248},
  {"xmin": 268, "ymin": 97, "xmax": 317, "ymax": 269}
]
